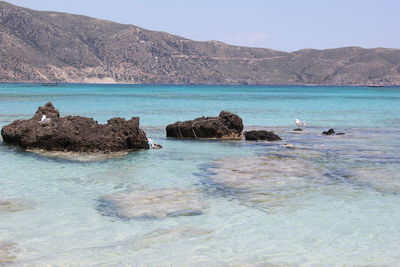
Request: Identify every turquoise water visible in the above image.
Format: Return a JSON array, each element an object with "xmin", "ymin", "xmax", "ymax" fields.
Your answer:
[{"xmin": 0, "ymin": 84, "xmax": 400, "ymax": 266}]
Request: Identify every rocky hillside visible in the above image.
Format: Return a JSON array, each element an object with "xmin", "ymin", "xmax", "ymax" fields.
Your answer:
[{"xmin": 1, "ymin": 1, "xmax": 399, "ymax": 85}]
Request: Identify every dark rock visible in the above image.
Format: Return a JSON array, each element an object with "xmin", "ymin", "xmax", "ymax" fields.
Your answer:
[
  {"xmin": 293, "ymin": 128, "xmax": 303, "ymax": 131},
  {"xmin": 1, "ymin": 102, "xmax": 150, "ymax": 152},
  {"xmin": 336, "ymin": 132, "xmax": 345, "ymax": 135},
  {"xmin": 244, "ymin": 130, "xmax": 281, "ymax": 141},
  {"xmin": 166, "ymin": 111, "xmax": 243, "ymax": 139},
  {"xmin": 322, "ymin": 129, "xmax": 336, "ymax": 135},
  {"xmin": 151, "ymin": 143, "xmax": 163, "ymax": 149}
]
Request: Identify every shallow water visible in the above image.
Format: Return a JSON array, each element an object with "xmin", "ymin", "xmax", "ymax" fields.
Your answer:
[{"xmin": 0, "ymin": 84, "xmax": 400, "ymax": 266}]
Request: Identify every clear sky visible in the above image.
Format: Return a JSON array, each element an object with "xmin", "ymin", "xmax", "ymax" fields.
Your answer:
[{"xmin": 6, "ymin": 0, "xmax": 400, "ymax": 52}]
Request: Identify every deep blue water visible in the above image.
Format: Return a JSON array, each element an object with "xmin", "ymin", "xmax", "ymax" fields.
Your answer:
[{"xmin": 0, "ymin": 84, "xmax": 399, "ymax": 265}]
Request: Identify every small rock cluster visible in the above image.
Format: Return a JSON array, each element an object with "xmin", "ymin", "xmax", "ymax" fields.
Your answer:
[{"xmin": 322, "ymin": 128, "xmax": 345, "ymax": 135}]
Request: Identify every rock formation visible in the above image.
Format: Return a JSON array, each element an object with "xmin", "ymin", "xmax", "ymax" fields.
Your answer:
[
  {"xmin": 1, "ymin": 102, "xmax": 150, "ymax": 152},
  {"xmin": 166, "ymin": 111, "xmax": 243, "ymax": 139},
  {"xmin": 244, "ymin": 130, "xmax": 281, "ymax": 141}
]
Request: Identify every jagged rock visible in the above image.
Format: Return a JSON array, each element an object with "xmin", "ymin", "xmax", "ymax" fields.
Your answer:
[
  {"xmin": 244, "ymin": 130, "xmax": 281, "ymax": 141},
  {"xmin": 322, "ymin": 129, "xmax": 336, "ymax": 135},
  {"xmin": 98, "ymin": 189, "xmax": 208, "ymax": 220},
  {"xmin": 166, "ymin": 111, "xmax": 243, "ymax": 139},
  {"xmin": 1, "ymin": 102, "xmax": 150, "ymax": 152},
  {"xmin": 293, "ymin": 128, "xmax": 303, "ymax": 131}
]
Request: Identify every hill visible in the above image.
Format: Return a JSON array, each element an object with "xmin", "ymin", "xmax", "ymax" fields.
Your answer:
[{"xmin": 1, "ymin": 1, "xmax": 399, "ymax": 85}]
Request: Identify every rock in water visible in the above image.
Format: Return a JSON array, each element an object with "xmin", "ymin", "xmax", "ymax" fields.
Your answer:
[
  {"xmin": 322, "ymin": 128, "xmax": 336, "ymax": 135},
  {"xmin": 1, "ymin": 102, "xmax": 150, "ymax": 152},
  {"xmin": 166, "ymin": 111, "xmax": 243, "ymax": 139},
  {"xmin": 244, "ymin": 130, "xmax": 281, "ymax": 141},
  {"xmin": 293, "ymin": 128, "xmax": 303, "ymax": 132},
  {"xmin": 99, "ymin": 189, "xmax": 208, "ymax": 220}
]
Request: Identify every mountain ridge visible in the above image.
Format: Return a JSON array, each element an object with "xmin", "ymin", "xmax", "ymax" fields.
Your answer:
[{"xmin": 1, "ymin": 1, "xmax": 399, "ymax": 86}]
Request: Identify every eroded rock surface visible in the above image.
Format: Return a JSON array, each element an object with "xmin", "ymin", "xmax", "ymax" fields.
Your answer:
[
  {"xmin": 166, "ymin": 111, "xmax": 243, "ymax": 139},
  {"xmin": 244, "ymin": 130, "xmax": 281, "ymax": 141},
  {"xmin": 1, "ymin": 102, "xmax": 150, "ymax": 152},
  {"xmin": 99, "ymin": 188, "xmax": 208, "ymax": 220}
]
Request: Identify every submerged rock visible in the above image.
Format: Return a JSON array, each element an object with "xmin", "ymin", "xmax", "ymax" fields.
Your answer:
[
  {"xmin": 99, "ymin": 188, "xmax": 208, "ymax": 220},
  {"xmin": 0, "ymin": 241, "xmax": 17, "ymax": 264},
  {"xmin": 26, "ymin": 149, "xmax": 130, "ymax": 162},
  {"xmin": 124, "ymin": 227, "xmax": 211, "ymax": 250},
  {"xmin": 244, "ymin": 130, "xmax": 281, "ymax": 141},
  {"xmin": 207, "ymin": 155, "xmax": 328, "ymax": 210},
  {"xmin": 1, "ymin": 102, "xmax": 150, "ymax": 152},
  {"xmin": 293, "ymin": 128, "xmax": 303, "ymax": 132},
  {"xmin": 0, "ymin": 199, "xmax": 30, "ymax": 213},
  {"xmin": 166, "ymin": 111, "xmax": 243, "ymax": 139},
  {"xmin": 350, "ymin": 167, "xmax": 400, "ymax": 193}
]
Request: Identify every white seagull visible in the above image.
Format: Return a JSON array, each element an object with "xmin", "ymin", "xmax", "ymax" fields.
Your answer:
[
  {"xmin": 40, "ymin": 115, "xmax": 51, "ymax": 123},
  {"xmin": 147, "ymin": 138, "xmax": 154, "ymax": 149},
  {"xmin": 295, "ymin": 118, "xmax": 307, "ymax": 127}
]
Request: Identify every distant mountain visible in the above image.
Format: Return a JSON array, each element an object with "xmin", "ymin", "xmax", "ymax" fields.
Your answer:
[{"xmin": 1, "ymin": 1, "xmax": 399, "ymax": 86}]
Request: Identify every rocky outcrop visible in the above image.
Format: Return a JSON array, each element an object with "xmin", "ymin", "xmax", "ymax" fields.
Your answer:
[
  {"xmin": 244, "ymin": 130, "xmax": 281, "ymax": 141},
  {"xmin": 166, "ymin": 111, "xmax": 243, "ymax": 139},
  {"xmin": 1, "ymin": 102, "xmax": 150, "ymax": 152}
]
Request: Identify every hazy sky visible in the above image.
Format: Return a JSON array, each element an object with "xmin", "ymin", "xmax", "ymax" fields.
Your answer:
[{"xmin": 6, "ymin": 0, "xmax": 400, "ymax": 51}]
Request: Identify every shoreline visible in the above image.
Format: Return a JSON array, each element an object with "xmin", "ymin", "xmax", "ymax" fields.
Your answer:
[{"xmin": 1, "ymin": 82, "xmax": 400, "ymax": 88}]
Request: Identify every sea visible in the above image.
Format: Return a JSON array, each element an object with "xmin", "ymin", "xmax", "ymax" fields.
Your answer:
[{"xmin": 0, "ymin": 84, "xmax": 399, "ymax": 266}]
